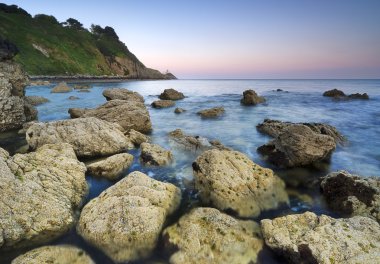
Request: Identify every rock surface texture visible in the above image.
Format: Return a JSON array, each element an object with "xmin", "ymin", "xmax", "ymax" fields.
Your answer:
[
  {"xmin": 140, "ymin": 143, "xmax": 173, "ymax": 166},
  {"xmin": 86, "ymin": 153, "xmax": 134, "ymax": 180},
  {"xmin": 77, "ymin": 171, "xmax": 181, "ymax": 262},
  {"xmin": 197, "ymin": 107, "xmax": 225, "ymax": 118},
  {"xmin": 125, "ymin": 129, "xmax": 150, "ymax": 146},
  {"xmin": 241, "ymin": 89, "xmax": 266, "ymax": 105},
  {"xmin": 151, "ymin": 100, "xmax": 175, "ymax": 108},
  {"xmin": 159, "ymin": 88, "xmax": 185, "ymax": 100},
  {"xmin": 51, "ymin": 82, "xmax": 72, "ymax": 93},
  {"xmin": 103, "ymin": 88, "xmax": 144, "ymax": 103},
  {"xmin": 24, "ymin": 96, "xmax": 49, "ymax": 106}
]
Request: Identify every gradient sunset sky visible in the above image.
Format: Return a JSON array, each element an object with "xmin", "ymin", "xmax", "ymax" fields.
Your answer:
[{"xmin": 3, "ymin": 0, "xmax": 380, "ymax": 79}]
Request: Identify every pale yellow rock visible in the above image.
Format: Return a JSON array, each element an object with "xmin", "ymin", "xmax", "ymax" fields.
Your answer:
[
  {"xmin": 86, "ymin": 153, "xmax": 134, "ymax": 180},
  {"xmin": 140, "ymin": 143, "xmax": 173, "ymax": 166}
]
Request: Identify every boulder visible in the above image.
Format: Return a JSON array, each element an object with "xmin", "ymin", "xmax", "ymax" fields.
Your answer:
[
  {"xmin": 151, "ymin": 100, "xmax": 175, "ymax": 108},
  {"xmin": 140, "ymin": 143, "xmax": 173, "ymax": 166},
  {"xmin": 321, "ymin": 171, "xmax": 380, "ymax": 222},
  {"xmin": 0, "ymin": 143, "xmax": 87, "ymax": 249},
  {"xmin": 73, "ymin": 84, "xmax": 91, "ymax": 90},
  {"xmin": 159, "ymin": 88, "xmax": 185, "ymax": 100},
  {"xmin": 86, "ymin": 153, "xmax": 134, "ymax": 180},
  {"xmin": 241, "ymin": 89, "xmax": 266, "ymax": 105},
  {"xmin": 26, "ymin": 117, "xmax": 133, "ymax": 158},
  {"xmin": 192, "ymin": 149, "xmax": 288, "ymax": 217},
  {"xmin": 323, "ymin": 89, "xmax": 346, "ymax": 97},
  {"xmin": 77, "ymin": 171, "xmax": 181, "ymax": 262},
  {"xmin": 68, "ymin": 100, "xmax": 152, "ymax": 133},
  {"xmin": 197, "ymin": 107, "xmax": 225, "ymax": 118},
  {"xmin": 103, "ymin": 88, "xmax": 144, "ymax": 102},
  {"xmin": 323, "ymin": 89, "xmax": 370, "ymax": 100},
  {"xmin": 163, "ymin": 207, "xmax": 263, "ymax": 264},
  {"xmin": 125, "ymin": 129, "xmax": 150, "ymax": 146},
  {"xmin": 348, "ymin": 93, "xmax": 369, "ymax": 100},
  {"xmin": 257, "ymin": 125, "xmax": 336, "ymax": 168},
  {"xmin": 261, "ymin": 212, "xmax": 380, "ymax": 264},
  {"xmin": 24, "ymin": 96, "xmax": 49, "ymax": 106},
  {"xmin": 174, "ymin": 107, "xmax": 186, "ymax": 114},
  {"xmin": 28, "ymin": 80, "xmax": 50, "ymax": 86},
  {"xmin": 11, "ymin": 245, "xmax": 94, "ymax": 264},
  {"xmin": 51, "ymin": 82, "xmax": 72, "ymax": 93}
]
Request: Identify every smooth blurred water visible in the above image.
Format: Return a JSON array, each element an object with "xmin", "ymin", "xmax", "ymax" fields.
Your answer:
[{"xmin": 1, "ymin": 79, "xmax": 379, "ymax": 263}]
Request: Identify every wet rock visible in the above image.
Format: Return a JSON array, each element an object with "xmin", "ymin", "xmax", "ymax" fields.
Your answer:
[
  {"xmin": 323, "ymin": 89, "xmax": 370, "ymax": 100},
  {"xmin": 192, "ymin": 149, "xmax": 288, "ymax": 217},
  {"xmin": 86, "ymin": 153, "xmax": 134, "ymax": 180},
  {"xmin": 51, "ymin": 82, "xmax": 72, "ymax": 93},
  {"xmin": 163, "ymin": 207, "xmax": 263, "ymax": 264},
  {"xmin": 68, "ymin": 100, "xmax": 152, "ymax": 133},
  {"xmin": 26, "ymin": 117, "xmax": 133, "ymax": 158},
  {"xmin": 261, "ymin": 211, "xmax": 380, "ymax": 264},
  {"xmin": 321, "ymin": 171, "xmax": 380, "ymax": 222},
  {"xmin": 241, "ymin": 89, "xmax": 266, "ymax": 105},
  {"xmin": 28, "ymin": 80, "xmax": 50, "ymax": 86},
  {"xmin": 77, "ymin": 171, "xmax": 181, "ymax": 263},
  {"xmin": 197, "ymin": 107, "xmax": 225, "ymax": 118},
  {"xmin": 77, "ymin": 89, "xmax": 90, "ymax": 93},
  {"xmin": 12, "ymin": 245, "xmax": 94, "ymax": 264},
  {"xmin": 73, "ymin": 84, "xmax": 91, "ymax": 90},
  {"xmin": 323, "ymin": 89, "xmax": 346, "ymax": 97},
  {"xmin": 24, "ymin": 96, "xmax": 49, "ymax": 106},
  {"xmin": 151, "ymin": 100, "xmax": 175, "ymax": 108},
  {"xmin": 125, "ymin": 129, "xmax": 150, "ymax": 146},
  {"xmin": 159, "ymin": 88, "xmax": 185, "ymax": 100},
  {"xmin": 174, "ymin": 107, "xmax": 186, "ymax": 114},
  {"xmin": 68, "ymin": 96, "xmax": 79, "ymax": 100},
  {"xmin": 348, "ymin": 93, "xmax": 369, "ymax": 100},
  {"xmin": 103, "ymin": 88, "xmax": 144, "ymax": 102},
  {"xmin": 140, "ymin": 143, "xmax": 173, "ymax": 166},
  {"xmin": 258, "ymin": 125, "xmax": 336, "ymax": 168},
  {"xmin": 0, "ymin": 143, "xmax": 87, "ymax": 249}
]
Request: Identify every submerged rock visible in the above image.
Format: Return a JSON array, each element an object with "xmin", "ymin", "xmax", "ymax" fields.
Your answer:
[
  {"xmin": 197, "ymin": 107, "xmax": 225, "ymax": 118},
  {"xmin": 140, "ymin": 143, "xmax": 173, "ymax": 166},
  {"xmin": 73, "ymin": 84, "xmax": 91, "ymax": 90},
  {"xmin": 192, "ymin": 149, "xmax": 288, "ymax": 217},
  {"xmin": 103, "ymin": 88, "xmax": 144, "ymax": 102},
  {"xmin": 323, "ymin": 89, "xmax": 370, "ymax": 100},
  {"xmin": 86, "ymin": 153, "xmax": 134, "ymax": 180},
  {"xmin": 12, "ymin": 245, "xmax": 94, "ymax": 264},
  {"xmin": 321, "ymin": 171, "xmax": 380, "ymax": 222},
  {"xmin": 0, "ymin": 143, "xmax": 87, "ymax": 249},
  {"xmin": 125, "ymin": 129, "xmax": 150, "ymax": 146},
  {"xmin": 77, "ymin": 171, "xmax": 181, "ymax": 263},
  {"xmin": 24, "ymin": 96, "xmax": 49, "ymax": 106},
  {"xmin": 163, "ymin": 207, "xmax": 263, "ymax": 264},
  {"xmin": 51, "ymin": 82, "xmax": 72, "ymax": 93},
  {"xmin": 241, "ymin": 89, "xmax": 266, "ymax": 105},
  {"xmin": 348, "ymin": 93, "xmax": 369, "ymax": 100},
  {"xmin": 26, "ymin": 117, "xmax": 133, "ymax": 158},
  {"xmin": 68, "ymin": 96, "xmax": 79, "ymax": 100},
  {"xmin": 77, "ymin": 89, "xmax": 90, "ymax": 93},
  {"xmin": 174, "ymin": 107, "xmax": 186, "ymax": 114},
  {"xmin": 323, "ymin": 89, "xmax": 346, "ymax": 97},
  {"xmin": 159, "ymin": 88, "xmax": 185, "ymax": 100},
  {"xmin": 151, "ymin": 100, "xmax": 175, "ymax": 108},
  {"xmin": 261, "ymin": 211, "xmax": 380, "ymax": 264}
]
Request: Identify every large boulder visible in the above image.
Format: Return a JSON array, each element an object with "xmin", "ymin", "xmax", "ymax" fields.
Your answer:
[
  {"xmin": 11, "ymin": 245, "xmax": 94, "ymax": 264},
  {"xmin": 0, "ymin": 144, "xmax": 87, "ymax": 249},
  {"xmin": 24, "ymin": 96, "xmax": 49, "ymax": 106},
  {"xmin": 26, "ymin": 117, "xmax": 133, "ymax": 158},
  {"xmin": 163, "ymin": 207, "xmax": 263, "ymax": 264},
  {"xmin": 321, "ymin": 171, "xmax": 380, "ymax": 222},
  {"xmin": 323, "ymin": 89, "xmax": 370, "ymax": 100},
  {"xmin": 348, "ymin": 93, "xmax": 369, "ymax": 100},
  {"xmin": 257, "ymin": 125, "xmax": 336, "ymax": 168},
  {"xmin": 151, "ymin": 100, "xmax": 175, "ymax": 108},
  {"xmin": 140, "ymin": 143, "xmax": 173, "ymax": 166},
  {"xmin": 159, "ymin": 88, "xmax": 185, "ymax": 100},
  {"xmin": 77, "ymin": 171, "xmax": 181, "ymax": 262},
  {"xmin": 86, "ymin": 153, "xmax": 134, "ymax": 180},
  {"xmin": 68, "ymin": 100, "xmax": 152, "ymax": 133},
  {"xmin": 51, "ymin": 82, "xmax": 72, "ymax": 93},
  {"xmin": 261, "ymin": 212, "xmax": 380, "ymax": 264},
  {"xmin": 241, "ymin": 89, "xmax": 266, "ymax": 105},
  {"xmin": 197, "ymin": 107, "xmax": 225, "ymax": 118},
  {"xmin": 192, "ymin": 149, "xmax": 288, "ymax": 217},
  {"xmin": 323, "ymin": 89, "xmax": 346, "ymax": 97},
  {"xmin": 103, "ymin": 88, "xmax": 144, "ymax": 103}
]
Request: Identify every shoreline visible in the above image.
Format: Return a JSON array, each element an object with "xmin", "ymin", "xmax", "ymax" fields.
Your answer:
[{"xmin": 28, "ymin": 75, "xmax": 177, "ymax": 83}]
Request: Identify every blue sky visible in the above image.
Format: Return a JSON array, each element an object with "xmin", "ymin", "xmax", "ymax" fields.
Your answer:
[{"xmin": 2, "ymin": 0, "xmax": 380, "ymax": 78}]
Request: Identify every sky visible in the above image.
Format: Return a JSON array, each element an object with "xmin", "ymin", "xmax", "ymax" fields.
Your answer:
[{"xmin": 2, "ymin": 0, "xmax": 380, "ymax": 79}]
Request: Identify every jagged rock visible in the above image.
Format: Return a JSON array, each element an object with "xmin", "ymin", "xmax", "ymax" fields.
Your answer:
[
  {"xmin": 257, "ymin": 125, "xmax": 336, "ymax": 168},
  {"xmin": 68, "ymin": 100, "xmax": 152, "ymax": 133},
  {"xmin": 323, "ymin": 89, "xmax": 346, "ymax": 97},
  {"xmin": 26, "ymin": 117, "xmax": 133, "ymax": 158},
  {"xmin": 103, "ymin": 88, "xmax": 144, "ymax": 102},
  {"xmin": 86, "ymin": 153, "xmax": 134, "ymax": 180},
  {"xmin": 51, "ymin": 82, "xmax": 72, "ymax": 93},
  {"xmin": 163, "ymin": 207, "xmax": 263, "ymax": 264},
  {"xmin": 68, "ymin": 96, "xmax": 79, "ymax": 100},
  {"xmin": 140, "ymin": 143, "xmax": 173, "ymax": 166},
  {"xmin": 321, "ymin": 171, "xmax": 380, "ymax": 222},
  {"xmin": 11, "ymin": 245, "xmax": 94, "ymax": 264},
  {"xmin": 261, "ymin": 212, "xmax": 380, "ymax": 264},
  {"xmin": 125, "ymin": 129, "xmax": 150, "ymax": 146},
  {"xmin": 174, "ymin": 107, "xmax": 186, "ymax": 114},
  {"xmin": 197, "ymin": 107, "xmax": 225, "ymax": 118},
  {"xmin": 24, "ymin": 96, "xmax": 49, "ymax": 106},
  {"xmin": 77, "ymin": 171, "xmax": 181, "ymax": 262},
  {"xmin": 348, "ymin": 93, "xmax": 369, "ymax": 100},
  {"xmin": 192, "ymin": 149, "xmax": 288, "ymax": 217},
  {"xmin": 73, "ymin": 84, "xmax": 91, "ymax": 90},
  {"xmin": 0, "ymin": 144, "xmax": 87, "ymax": 249},
  {"xmin": 241, "ymin": 89, "xmax": 266, "ymax": 105},
  {"xmin": 151, "ymin": 100, "xmax": 175, "ymax": 108},
  {"xmin": 159, "ymin": 88, "xmax": 185, "ymax": 100}
]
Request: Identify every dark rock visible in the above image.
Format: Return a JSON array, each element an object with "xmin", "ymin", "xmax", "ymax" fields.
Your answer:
[
  {"xmin": 68, "ymin": 96, "xmax": 79, "ymax": 100},
  {"xmin": 174, "ymin": 107, "xmax": 186, "ymax": 114},
  {"xmin": 151, "ymin": 100, "xmax": 175, "ymax": 108},
  {"xmin": 323, "ymin": 89, "xmax": 346, "ymax": 97},
  {"xmin": 348, "ymin": 93, "xmax": 369, "ymax": 100},
  {"xmin": 159, "ymin": 88, "xmax": 185, "ymax": 100},
  {"xmin": 0, "ymin": 37, "xmax": 18, "ymax": 61},
  {"xmin": 241, "ymin": 89, "xmax": 266, "ymax": 105}
]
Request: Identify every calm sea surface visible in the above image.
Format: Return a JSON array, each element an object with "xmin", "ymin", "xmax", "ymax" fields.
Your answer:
[{"xmin": 1, "ymin": 79, "xmax": 379, "ymax": 263}]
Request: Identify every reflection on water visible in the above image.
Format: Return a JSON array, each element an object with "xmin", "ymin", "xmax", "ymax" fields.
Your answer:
[{"xmin": 0, "ymin": 79, "xmax": 379, "ymax": 263}]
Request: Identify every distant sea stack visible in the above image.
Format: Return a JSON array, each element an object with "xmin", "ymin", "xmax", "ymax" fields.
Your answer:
[{"xmin": 0, "ymin": 3, "xmax": 176, "ymax": 79}]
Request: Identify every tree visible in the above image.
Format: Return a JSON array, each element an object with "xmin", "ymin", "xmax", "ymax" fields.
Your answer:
[
  {"xmin": 34, "ymin": 14, "xmax": 60, "ymax": 25},
  {"xmin": 103, "ymin": 26, "xmax": 119, "ymax": 40},
  {"xmin": 63, "ymin": 18, "xmax": 84, "ymax": 30}
]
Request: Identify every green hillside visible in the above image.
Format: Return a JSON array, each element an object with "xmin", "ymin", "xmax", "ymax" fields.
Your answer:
[{"xmin": 0, "ymin": 4, "xmax": 174, "ymax": 79}]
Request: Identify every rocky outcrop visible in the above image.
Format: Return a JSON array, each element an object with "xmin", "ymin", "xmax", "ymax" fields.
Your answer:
[
  {"xmin": 86, "ymin": 153, "xmax": 134, "ymax": 180},
  {"xmin": 77, "ymin": 171, "xmax": 181, "ymax": 262},
  {"xmin": 12, "ymin": 245, "xmax": 94, "ymax": 264},
  {"xmin": 257, "ymin": 124, "xmax": 336, "ymax": 168},
  {"xmin": 159, "ymin": 88, "xmax": 185, "ymax": 100},
  {"xmin": 241, "ymin": 89, "xmax": 266, "ymax": 105},
  {"xmin": 323, "ymin": 89, "xmax": 346, "ymax": 97},
  {"xmin": 151, "ymin": 100, "xmax": 175, "ymax": 108},
  {"xmin": 51, "ymin": 82, "xmax": 72, "ymax": 93},
  {"xmin": 163, "ymin": 207, "xmax": 263, "ymax": 264},
  {"xmin": 125, "ymin": 129, "xmax": 150, "ymax": 146},
  {"xmin": 140, "ymin": 143, "xmax": 173, "ymax": 166},
  {"xmin": 26, "ymin": 117, "xmax": 133, "ymax": 158},
  {"xmin": 103, "ymin": 88, "xmax": 144, "ymax": 103},
  {"xmin": 192, "ymin": 149, "xmax": 288, "ymax": 217},
  {"xmin": 0, "ymin": 143, "xmax": 87, "ymax": 249},
  {"xmin": 24, "ymin": 96, "xmax": 49, "ymax": 106},
  {"xmin": 197, "ymin": 107, "xmax": 225, "ymax": 118},
  {"xmin": 68, "ymin": 100, "xmax": 152, "ymax": 133},
  {"xmin": 261, "ymin": 212, "xmax": 380, "ymax": 264},
  {"xmin": 348, "ymin": 93, "xmax": 369, "ymax": 100},
  {"xmin": 320, "ymin": 171, "xmax": 380, "ymax": 222},
  {"xmin": 174, "ymin": 107, "xmax": 186, "ymax": 114},
  {"xmin": 323, "ymin": 89, "xmax": 370, "ymax": 100}
]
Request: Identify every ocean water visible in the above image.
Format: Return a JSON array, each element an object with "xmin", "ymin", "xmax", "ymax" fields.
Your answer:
[{"xmin": 1, "ymin": 79, "xmax": 379, "ymax": 263}]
